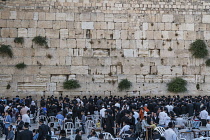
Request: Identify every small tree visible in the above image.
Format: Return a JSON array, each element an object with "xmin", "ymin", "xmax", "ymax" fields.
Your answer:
[
  {"xmin": 63, "ymin": 79, "xmax": 81, "ymax": 89},
  {"xmin": 189, "ymin": 40, "xmax": 208, "ymax": 58},
  {"xmin": 32, "ymin": 36, "xmax": 48, "ymax": 47},
  {"xmin": 118, "ymin": 79, "xmax": 132, "ymax": 91},
  {"xmin": 167, "ymin": 77, "xmax": 187, "ymax": 93},
  {"xmin": 206, "ymin": 59, "xmax": 210, "ymax": 67},
  {"xmin": 15, "ymin": 62, "xmax": 27, "ymax": 69},
  {"xmin": 0, "ymin": 45, "xmax": 13, "ymax": 58},
  {"xmin": 14, "ymin": 37, "xmax": 24, "ymax": 44}
]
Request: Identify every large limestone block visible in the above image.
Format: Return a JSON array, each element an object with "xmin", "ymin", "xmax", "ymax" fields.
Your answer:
[
  {"xmin": 204, "ymin": 31, "xmax": 210, "ymax": 40},
  {"xmin": 60, "ymin": 29, "xmax": 69, "ymax": 38},
  {"xmin": 202, "ymin": 15, "xmax": 210, "ymax": 23},
  {"xmin": 56, "ymin": 13, "xmax": 66, "ymax": 20},
  {"xmin": 144, "ymin": 75, "xmax": 162, "ymax": 83},
  {"xmin": 93, "ymin": 75, "xmax": 105, "ymax": 83},
  {"xmin": 162, "ymin": 15, "xmax": 174, "ymax": 22},
  {"xmin": 51, "ymin": 75, "xmax": 67, "ymax": 83},
  {"xmin": 18, "ymin": 28, "xmax": 28, "ymax": 37},
  {"xmin": 46, "ymin": 13, "xmax": 56, "ymax": 20},
  {"xmin": 28, "ymin": 28, "xmax": 36, "ymax": 37},
  {"xmin": 38, "ymin": 21, "xmax": 53, "ymax": 28},
  {"xmin": 0, "ymin": 20, "xmax": 7, "ymax": 28},
  {"xmin": 9, "ymin": 11, "xmax": 17, "ymax": 19},
  {"xmin": 157, "ymin": 66, "xmax": 172, "ymax": 75},
  {"xmin": 71, "ymin": 57, "xmax": 83, "ymax": 65},
  {"xmin": 93, "ymin": 49, "xmax": 109, "ymax": 57},
  {"xmin": 89, "ymin": 66, "xmax": 110, "ymax": 75},
  {"xmin": 81, "ymin": 22, "xmax": 94, "ymax": 29},
  {"xmin": 35, "ymin": 74, "xmax": 50, "ymax": 83},
  {"xmin": 70, "ymin": 66, "xmax": 88, "ymax": 74},
  {"xmin": 76, "ymin": 39, "xmax": 86, "ymax": 48},
  {"xmin": 160, "ymin": 50, "xmax": 175, "ymax": 57},
  {"xmin": 1, "ymin": 28, "xmax": 10, "ymax": 37},
  {"xmin": 123, "ymin": 66, "xmax": 141, "ymax": 74},
  {"xmin": 46, "ymin": 29, "xmax": 59, "ymax": 38},
  {"xmin": 80, "ymin": 13, "xmax": 91, "ymax": 21},
  {"xmin": 17, "ymin": 83, "xmax": 46, "ymax": 92},
  {"xmin": 124, "ymin": 49, "xmax": 137, "ymax": 57},
  {"xmin": 66, "ymin": 13, "xmax": 74, "ymax": 21}
]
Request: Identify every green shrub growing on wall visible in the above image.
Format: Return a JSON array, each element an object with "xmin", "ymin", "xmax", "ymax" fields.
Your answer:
[
  {"xmin": 0, "ymin": 45, "xmax": 13, "ymax": 58},
  {"xmin": 167, "ymin": 77, "xmax": 187, "ymax": 93},
  {"xmin": 189, "ymin": 40, "xmax": 208, "ymax": 58},
  {"xmin": 6, "ymin": 84, "xmax": 11, "ymax": 89},
  {"xmin": 32, "ymin": 36, "xmax": 48, "ymax": 46},
  {"xmin": 14, "ymin": 37, "xmax": 24, "ymax": 44},
  {"xmin": 206, "ymin": 59, "xmax": 210, "ymax": 67},
  {"xmin": 118, "ymin": 79, "xmax": 132, "ymax": 91},
  {"xmin": 15, "ymin": 62, "xmax": 27, "ymax": 69},
  {"xmin": 63, "ymin": 79, "xmax": 81, "ymax": 89}
]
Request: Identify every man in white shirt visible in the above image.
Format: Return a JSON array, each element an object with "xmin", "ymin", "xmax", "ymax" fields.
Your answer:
[
  {"xmin": 200, "ymin": 106, "xmax": 209, "ymax": 126},
  {"xmin": 115, "ymin": 101, "xmax": 120, "ymax": 108},
  {"xmin": 100, "ymin": 106, "xmax": 106, "ymax": 130},
  {"xmin": 159, "ymin": 108, "xmax": 168, "ymax": 125},
  {"xmin": 132, "ymin": 108, "xmax": 139, "ymax": 124},
  {"xmin": 176, "ymin": 115, "xmax": 186, "ymax": 128},
  {"xmin": 164, "ymin": 122, "xmax": 177, "ymax": 140},
  {"xmin": 119, "ymin": 121, "xmax": 130, "ymax": 136}
]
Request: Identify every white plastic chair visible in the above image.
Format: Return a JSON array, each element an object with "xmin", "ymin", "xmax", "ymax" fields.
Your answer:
[
  {"xmin": 48, "ymin": 116, "xmax": 56, "ymax": 122},
  {"xmin": 65, "ymin": 122, "xmax": 74, "ymax": 136},
  {"xmin": 103, "ymin": 132, "xmax": 114, "ymax": 140},
  {"xmin": 51, "ymin": 136, "xmax": 58, "ymax": 140},
  {"xmin": 58, "ymin": 119, "xmax": 64, "ymax": 129},
  {"xmin": 114, "ymin": 138, "xmax": 122, "ymax": 140},
  {"xmin": 75, "ymin": 117, "xmax": 81, "ymax": 129},
  {"xmin": 154, "ymin": 126, "xmax": 165, "ymax": 136},
  {"xmin": 39, "ymin": 115, "xmax": 48, "ymax": 124},
  {"xmin": 85, "ymin": 120, "xmax": 95, "ymax": 134},
  {"xmin": 121, "ymin": 133, "xmax": 130, "ymax": 138}
]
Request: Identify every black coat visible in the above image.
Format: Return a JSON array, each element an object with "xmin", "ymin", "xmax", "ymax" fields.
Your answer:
[
  {"xmin": 37, "ymin": 124, "xmax": 51, "ymax": 140},
  {"xmin": 105, "ymin": 114, "xmax": 114, "ymax": 136},
  {"xmin": 16, "ymin": 120, "xmax": 24, "ymax": 131},
  {"xmin": 187, "ymin": 103, "xmax": 194, "ymax": 116},
  {"xmin": 115, "ymin": 112, "xmax": 121, "ymax": 125},
  {"xmin": 75, "ymin": 134, "xmax": 82, "ymax": 140},
  {"xmin": 152, "ymin": 116, "xmax": 159, "ymax": 124},
  {"xmin": 59, "ymin": 137, "xmax": 70, "ymax": 140},
  {"xmin": 18, "ymin": 129, "xmax": 33, "ymax": 140}
]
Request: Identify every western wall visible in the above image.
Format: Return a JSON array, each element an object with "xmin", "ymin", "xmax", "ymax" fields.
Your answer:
[{"xmin": 0, "ymin": 0, "xmax": 210, "ymax": 98}]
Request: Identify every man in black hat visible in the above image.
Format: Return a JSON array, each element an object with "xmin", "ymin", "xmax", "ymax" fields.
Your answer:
[
  {"xmin": 75, "ymin": 129, "xmax": 82, "ymax": 140},
  {"xmin": 104, "ymin": 110, "xmax": 115, "ymax": 137},
  {"xmin": 37, "ymin": 119, "xmax": 51, "ymax": 140},
  {"xmin": 59, "ymin": 130, "xmax": 70, "ymax": 140},
  {"xmin": 18, "ymin": 122, "xmax": 33, "ymax": 140}
]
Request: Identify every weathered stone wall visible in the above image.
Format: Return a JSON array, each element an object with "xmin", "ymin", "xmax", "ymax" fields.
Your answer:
[{"xmin": 0, "ymin": 0, "xmax": 210, "ymax": 97}]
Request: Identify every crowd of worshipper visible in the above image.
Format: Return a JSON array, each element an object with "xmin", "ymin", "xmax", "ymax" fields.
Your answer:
[{"xmin": 1, "ymin": 94, "xmax": 210, "ymax": 140}]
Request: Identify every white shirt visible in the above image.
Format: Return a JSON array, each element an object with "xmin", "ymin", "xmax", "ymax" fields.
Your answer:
[
  {"xmin": 165, "ymin": 116, "xmax": 171, "ymax": 126},
  {"xmin": 169, "ymin": 105, "xmax": 174, "ymax": 112},
  {"xmin": 100, "ymin": 108, "xmax": 106, "ymax": 118},
  {"xmin": 119, "ymin": 125, "xmax": 130, "ymax": 135},
  {"xmin": 115, "ymin": 103, "xmax": 120, "ymax": 108},
  {"xmin": 176, "ymin": 117, "xmax": 186, "ymax": 127},
  {"xmin": 22, "ymin": 114, "xmax": 30, "ymax": 123},
  {"xmin": 206, "ymin": 124, "xmax": 210, "ymax": 129},
  {"xmin": 4, "ymin": 106, "xmax": 9, "ymax": 113},
  {"xmin": 200, "ymin": 110, "xmax": 208, "ymax": 119},
  {"xmin": 164, "ymin": 128, "xmax": 177, "ymax": 140},
  {"xmin": 133, "ymin": 112, "xmax": 139, "ymax": 124},
  {"xmin": 159, "ymin": 111, "xmax": 168, "ymax": 125}
]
